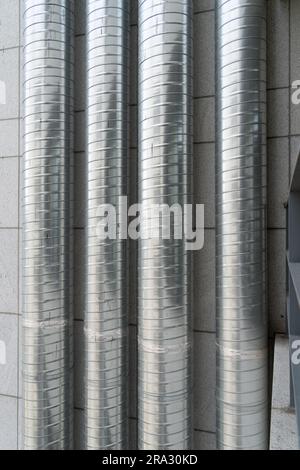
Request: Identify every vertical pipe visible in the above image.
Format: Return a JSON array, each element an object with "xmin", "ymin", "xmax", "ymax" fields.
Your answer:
[
  {"xmin": 216, "ymin": 0, "xmax": 268, "ymax": 450},
  {"xmin": 22, "ymin": 0, "xmax": 74, "ymax": 450},
  {"xmin": 85, "ymin": 0, "xmax": 129, "ymax": 449},
  {"xmin": 138, "ymin": 0, "xmax": 193, "ymax": 450}
]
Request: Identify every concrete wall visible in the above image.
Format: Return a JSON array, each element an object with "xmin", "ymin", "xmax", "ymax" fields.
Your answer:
[
  {"xmin": 0, "ymin": 0, "xmax": 21, "ymax": 450},
  {"xmin": 0, "ymin": 0, "xmax": 297, "ymax": 450}
]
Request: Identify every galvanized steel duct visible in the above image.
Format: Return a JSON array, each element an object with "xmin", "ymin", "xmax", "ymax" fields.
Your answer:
[
  {"xmin": 22, "ymin": 0, "xmax": 74, "ymax": 450},
  {"xmin": 85, "ymin": 0, "xmax": 129, "ymax": 449},
  {"xmin": 138, "ymin": 0, "xmax": 193, "ymax": 450},
  {"xmin": 216, "ymin": 0, "xmax": 268, "ymax": 450}
]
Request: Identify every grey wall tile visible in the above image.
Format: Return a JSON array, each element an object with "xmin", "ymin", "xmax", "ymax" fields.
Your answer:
[
  {"xmin": 194, "ymin": 0, "xmax": 215, "ymax": 13},
  {"xmin": 267, "ymin": 88, "xmax": 289, "ymax": 138},
  {"xmin": 0, "ymin": 119, "xmax": 19, "ymax": 157},
  {"xmin": 75, "ymin": 111, "xmax": 85, "ymax": 153},
  {"xmin": 271, "ymin": 335, "xmax": 290, "ymax": 410},
  {"xmin": 18, "ymin": 312, "xmax": 22, "ymax": 398},
  {"xmin": 131, "ymin": 0, "xmax": 138, "ymax": 26},
  {"xmin": 130, "ymin": 105, "xmax": 137, "ymax": 149},
  {"xmin": 75, "ymin": 35, "xmax": 86, "ymax": 111},
  {"xmin": 74, "ymin": 408, "xmax": 84, "ymax": 450},
  {"xmin": 0, "ymin": 0, "xmax": 19, "ymax": 49},
  {"xmin": 129, "ymin": 326, "xmax": 137, "ymax": 419},
  {"xmin": 130, "ymin": 26, "xmax": 138, "ymax": 106},
  {"xmin": 74, "ymin": 152, "xmax": 85, "ymax": 228},
  {"xmin": 128, "ymin": 236, "xmax": 137, "ymax": 326},
  {"xmin": 194, "ymin": 332, "xmax": 216, "ymax": 433},
  {"xmin": 0, "ymin": 157, "xmax": 18, "ymax": 228},
  {"xmin": 194, "ymin": 430, "xmax": 216, "ymax": 450},
  {"xmin": 0, "ymin": 314, "xmax": 17, "ymax": 397},
  {"xmin": 194, "ymin": 10, "xmax": 215, "ymax": 98},
  {"xmin": 268, "ymin": 230, "xmax": 287, "ymax": 335},
  {"xmin": 74, "ymin": 229, "xmax": 84, "ymax": 321},
  {"xmin": 194, "ymin": 230, "xmax": 216, "ymax": 333},
  {"xmin": 0, "ymin": 48, "xmax": 19, "ymax": 120},
  {"xmin": 194, "ymin": 143, "xmax": 215, "ymax": 228},
  {"xmin": 129, "ymin": 418, "xmax": 137, "ymax": 450},
  {"xmin": 290, "ymin": 0, "xmax": 300, "ymax": 83},
  {"xmin": 194, "ymin": 97, "xmax": 215, "ymax": 143},
  {"xmin": 0, "ymin": 229, "xmax": 18, "ymax": 313},
  {"xmin": 74, "ymin": 320, "xmax": 84, "ymax": 410},
  {"xmin": 290, "ymin": 135, "xmax": 300, "ymax": 182},
  {"xmin": 129, "ymin": 148, "xmax": 138, "ymax": 205},
  {"xmin": 267, "ymin": 0, "xmax": 289, "ymax": 89},
  {"xmin": 0, "ymin": 395, "xmax": 17, "ymax": 449},
  {"xmin": 18, "ymin": 396, "xmax": 23, "ymax": 449},
  {"xmin": 75, "ymin": 0, "xmax": 86, "ymax": 36},
  {"xmin": 128, "ymin": 148, "xmax": 138, "ymax": 327},
  {"xmin": 291, "ymin": 97, "xmax": 300, "ymax": 136},
  {"xmin": 268, "ymin": 138, "xmax": 289, "ymax": 228}
]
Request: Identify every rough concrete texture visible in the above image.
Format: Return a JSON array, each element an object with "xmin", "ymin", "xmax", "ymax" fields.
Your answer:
[{"xmin": 270, "ymin": 335, "xmax": 298, "ymax": 450}]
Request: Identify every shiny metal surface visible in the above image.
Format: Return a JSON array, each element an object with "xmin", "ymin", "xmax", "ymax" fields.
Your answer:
[
  {"xmin": 22, "ymin": 0, "xmax": 74, "ymax": 450},
  {"xmin": 138, "ymin": 0, "xmax": 193, "ymax": 450},
  {"xmin": 216, "ymin": 0, "xmax": 268, "ymax": 450},
  {"xmin": 85, "ymin": 0, "xmax": 129, "ymax": 450}
]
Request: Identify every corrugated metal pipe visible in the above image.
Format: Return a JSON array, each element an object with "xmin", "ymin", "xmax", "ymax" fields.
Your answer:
[
  {"xmin": 138, "ymin": 0, "xmax": 193, "ymax": 449},
  {"xmin": 85, "ymin": 0, "xmax": 129, "ymax": 449},
  {"xmin": 216, "ymin": 0, "xmax": 268, "ymax": 450},
  {"xmin": 22, "ymin": 0, "xmax": 74, "ymax": 450}
]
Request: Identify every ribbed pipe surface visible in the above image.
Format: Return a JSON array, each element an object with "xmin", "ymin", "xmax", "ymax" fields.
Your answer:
[
  {"xmin": 85, "ymin": 0, "xmax": 129, "ymax": 450},
  {"xmin": 216, "ymin": 0, "xmax": 268, "ymax": 450},
  {"xmin": 22, "ymin": 0, "xmax": 74, "ymax": 450},
  {"xmin": 138, "ymin": 0, "xmax": 193, "ymax": 450}
]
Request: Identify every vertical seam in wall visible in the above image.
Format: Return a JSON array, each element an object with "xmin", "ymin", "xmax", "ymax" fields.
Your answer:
[
  {"xmin": 289, "ymin": 0, "xmax": 291, "ymax": 183},
  {"xmin": 287, "ymin": 0, "xmax": 291, "ymax": 331},
  {"xmin": 131, "ymin": 7, "xmax": 139, "ymax": 445},
  {"xmin": 17, "ymin": 0, "xmax": 21, "ymax": 450},
  {"xmin": 73, "ymin": 21, "xmax": 86, "ymax": 426},
  {"xmin": 192, "ymin": 3, "xmax": 217, "ymax": 441}
]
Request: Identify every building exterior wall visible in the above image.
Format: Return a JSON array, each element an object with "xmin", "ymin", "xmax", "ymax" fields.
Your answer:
[{"xmin": 0, "ymin": 0, "xmax": 297, "ymax": 450}]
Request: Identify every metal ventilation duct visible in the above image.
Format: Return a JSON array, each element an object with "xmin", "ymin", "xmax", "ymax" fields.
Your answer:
[
  {"xmin": 85, "ymin": 0, "xmax": 129, "ymax": 449},
  {"xmin": 138, "ymin": 0, "xmax": 193, "ymax": 450},
  {"xmin": 216, "ymin": 0, "xmax": 268, "ymax": 450},
  {"xmin": 22, "ymin": 0, "xmax": 74, "ymax": 450}
]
